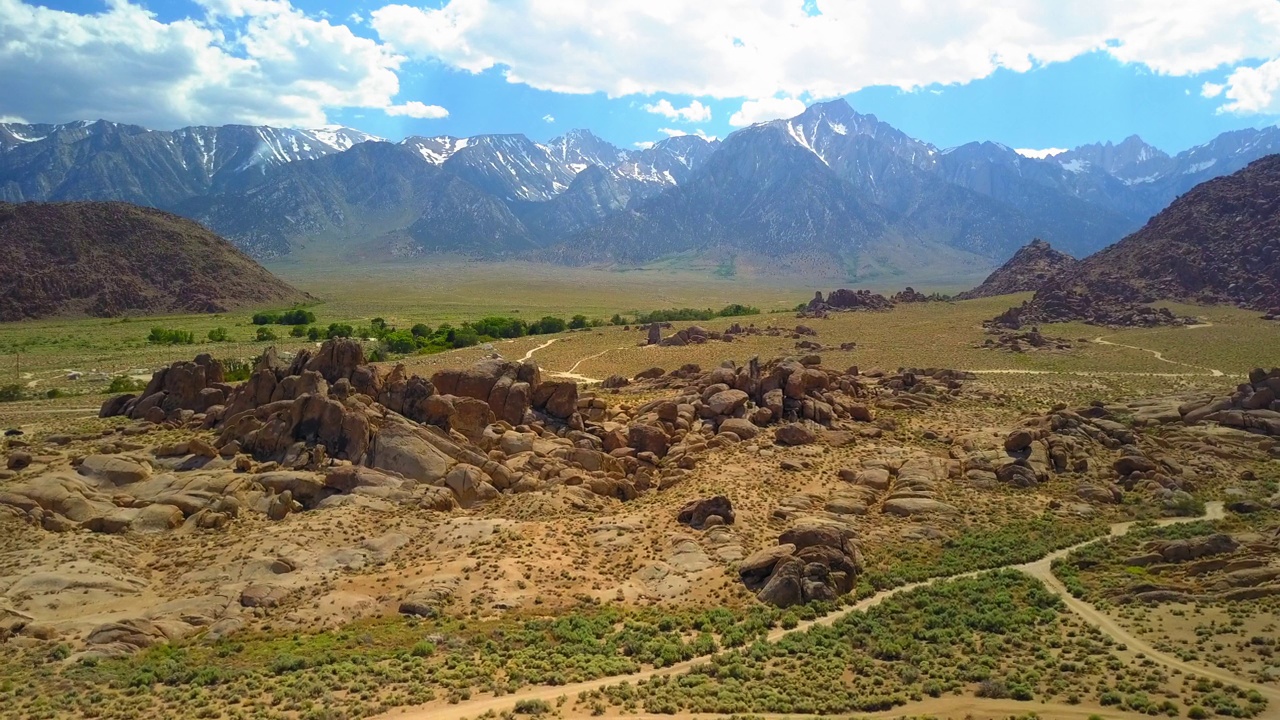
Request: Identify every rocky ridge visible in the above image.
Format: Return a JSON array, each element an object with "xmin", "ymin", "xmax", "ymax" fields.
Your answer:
[
  {"xmin": 990, "ymin": 155, "xmax": 1280, "ymax": 327},
  {"xmin": 0, "ymin": 201, "xmax": 309, "ymax": 320}
]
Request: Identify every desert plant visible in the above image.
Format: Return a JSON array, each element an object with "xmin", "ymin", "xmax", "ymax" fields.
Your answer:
[
  {"xmin": 107, "ymin": 376, "xmax": 146, "ymax": 393},
  {"xmin": 255, "ymin": 327, "xmax": 277, "ymax": 342},
  {"xmin": 148, "ymin": 328, "xmax": 195, "ymax": 345},
  {"xmin": 207, "ymin": 327, "xmax": 230, "ymax": 342}
]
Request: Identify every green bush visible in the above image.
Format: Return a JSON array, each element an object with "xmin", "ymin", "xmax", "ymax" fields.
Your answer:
[
  {"xmin": 251, "ymin": 311, "xmax": 279, "ymax": 325},
  {"xmin": 529, "ymin": 316, "xmax": 567, "ymax": 334},
  {"xmin": 326, "ymin": 323, "xmax": 354, "ymax": 338},
  {"xmin": 277, "ymin": 308, "xmax": 315, "ymax": 325},
  {"xmin": 411, "ymin": 323, "xmax": 432, "ymax": 337},
  {"xmin": 107, "ymin": 376, "xmax": 147, "ymax": 394},
  {"xmin": 222, "ymin": 358, "xmax": 253, "ymax": 382},
  {"xmin": 207, "ymin": 327, "xmax": 230, "ymax": 342},
  {"xmin": 514, "ymin": 698, "xmax": 551, "ymax": 715},
  {"xmin": 568, "ymin": 314, "xmax": 589, "ymax": 329},
  {"xmin": 148, "ymin": 328, "xmax": 195, "ymax": 345},
  {"xmin": 0, "ymin": 384, "xmax": 23, "ymax": 402},
  {"xmin": 255, "ymin": 327, "xmax": 277, "ymax": 341},
  {"xmin": 289, "ymin": 325, "xmax": 309, "ymax": 337}
]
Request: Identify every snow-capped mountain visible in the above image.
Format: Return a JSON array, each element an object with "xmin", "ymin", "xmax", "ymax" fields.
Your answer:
[
  {"xmin": 0, "ymin": 120, "xmax": 380, "ymax": 206},
  {"xmin": 4, "ymin": 104, "xmax": 1278, "ymax": 272}
]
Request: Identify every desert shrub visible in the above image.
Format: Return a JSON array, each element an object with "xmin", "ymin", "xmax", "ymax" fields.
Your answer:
[
  {"xmin": 0, "ymin": 384, "xmax": 23, "ymax": 402},
  {"xmin": 289, "ymin": 325, "xmax": 308, "ymax": 337},
  {"xmin": 45, "ymin": 388, "xmax": 63, "ymax": 399},
  {"xmin": 307, "ymin": 327, "xmax": 322, "ymax": 341},
  {"xmin": 568, "ymin": 314, "xmax": 589, "ymax": 329},
  {"xmin": 529, "ymin": 316, "xmax": 566, "ymax": 334},
  {"xmin": 471, "ymin": 316, "xmax": 527, "ymax": 339},
  {"xmin": 207, "ymin": 327, "xmax": 230, "ymax": 342},
  {"xmin": 411, "ymin": 323, "xmax": 432, "ymax": 337},
  {"xmin": 514, "ymin": 698, "xmax": 551, "ymax": 714},
  {"xmin": 382, "ymin": 330, "xmax": 419, "ymax": 354},
  {"xmin": 326, "ymin": 323, "xmax": 354, "ymax": 338},
  {"xmin": 222, "ymin": 359, "xmax": 253, "ymax": 382},
  {"xmin": 609, "ymin": 314, "xmax": 625, "ymax": 325},
  {"xmin": 107, "ymin": 376, "xmax": 146, "ymax": 393},
  {"xmin": 251, "ymin": 311, "xmax": 279, "ymax": 325},
  {"xmin": 255, "ymin": 327, "xmax": 277, "ymax": 342},
  {"xmin": 277, "ymin": 308, "xmax": 315, "ymax": 325},
  {"xmin": 148, "ymin": 328, "xmax": 195, "ymax": 345}
]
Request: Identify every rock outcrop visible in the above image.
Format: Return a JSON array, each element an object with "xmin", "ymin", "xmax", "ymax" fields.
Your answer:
[
  {"xmin": 739, "ymin": 525, "xmax": 863, "ymax": 607},
  {"xmin": 958, "ymin": 238, "xmax": 1079, "ymax": 300}
]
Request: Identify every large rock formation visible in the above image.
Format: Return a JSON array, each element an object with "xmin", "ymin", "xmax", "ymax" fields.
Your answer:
[
  {"xmin": 957, "ymin": 238, "xmax": 1079, "ymax": 300},
  {"xmin": 803, "ymin": 289, "xmax": 894, "ymax": 316},
  {"xmin": 739, "ymin": 525, "xmax": 864, "ymax": 607},
  {"xmin": 0, "ymin": 201, "xmax": 309, "ymax": 320}
]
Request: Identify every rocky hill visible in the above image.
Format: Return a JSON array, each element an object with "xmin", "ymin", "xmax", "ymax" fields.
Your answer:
[
  {"xmin": 991, "ymin": 155, "xmax": 1280, "ymax": 327},
  {"xmin": 0, "ymin": 201, "xmax": 309, "ymax": 320},
  {"xmin": 957, "ymin": 238, "xmax": 1080, "ymax": 299}
]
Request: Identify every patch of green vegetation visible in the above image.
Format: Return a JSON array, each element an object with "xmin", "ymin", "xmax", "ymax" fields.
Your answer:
[
  {"xmin": 147, "ymin": 327, "xmax": 195, "ymax": 345},
  {"xmin": 861, "ymin": 513, "xmax": 1107, "ymax": 591},
  {"xmin": 0, "ymin": 383, "xmax": 22, "ymax": 402},
  {"xmin": 206, "ymin": 327, "xmax": 230, "ymax": 342},
  {"xmin": 631, "ymin": 304, "xmax": 761, "ymax": 324},
  {"xmin": 714, "ymin": 256, "xmax": 737, "ymax": 278}
]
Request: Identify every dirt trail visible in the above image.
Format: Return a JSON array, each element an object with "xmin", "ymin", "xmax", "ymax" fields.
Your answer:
[
  {"xmin": 1092, "ymin": 327, "xmax": 1225, "ymax": 377},
  {"xmin": 518, "ymin": 338, "xmax": 559, "ymax": 362},
  {"xmin": 376, "ymin": 502, "xmax": 1275, "ymax": 720}
]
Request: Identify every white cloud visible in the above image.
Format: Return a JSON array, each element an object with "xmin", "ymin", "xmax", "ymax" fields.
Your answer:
[
  {"xmin": 1214, "ymin": 58, "xmax": 1280, "ymax": 114},
  {"xmin": 1015, "ymin": 147, "xmax": 1068, "ymax": 159},
  {"xmin": 370, "ymin": 0, "xmax": 1280, "ymax": 113},
  {"xmin": 385, "ymin": 101, "xmax": 449, "ymax": 119},
  {"xmin": 633, "ymin": 140, "xmax": 655, "ymax": 149},
  {"xmin": 1201, "ymin": 82, "xmax": 1225, "ymax": 98},
  {"xmin": 0, "ymin": 0, "xmax": 444, "ymax": 128},
  {"xmin": 643, "ymin": 99, "xmax": 712, "ymax": 122},
  {"xmin": 658, "ymin": 127, "xmax": 717, "ymax": 141},
  {"xmin": 728, "ymin": 97, "xmax": 806, "ymax": 126},
  {"xmin": 542, "ymin": 114, "xmax": 556, "ymax": 123},
  {"xmin": 0, "ymin": 115, "xmax": 29, "ymax": 124}
]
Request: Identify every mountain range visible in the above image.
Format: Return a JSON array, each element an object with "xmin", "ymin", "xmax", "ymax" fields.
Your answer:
[{"xmin": 3, "ymin": 102, "xmax": 1279, "ymax": 277}]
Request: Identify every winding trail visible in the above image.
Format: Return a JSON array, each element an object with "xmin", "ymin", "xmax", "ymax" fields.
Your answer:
[
  {"xmin": 1093, "ymin": 329, "xmax": 1225, "ymax": 377},
  {"xmin": 518, "ymin": 338, "xmax": 559, "ymax": 362},
  {"xmin": 376, "ymin": 501, "xmax": 1276, "ymax": 720}
]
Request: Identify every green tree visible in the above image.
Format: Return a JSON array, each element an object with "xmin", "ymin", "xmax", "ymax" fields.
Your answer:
[
  {"xmin": 568, "ymin": 314, "xmax": 589, "ymax": 329},
  {"xmin": 255, "ymin": 327, "xmax": 277, "ymax": 341}
]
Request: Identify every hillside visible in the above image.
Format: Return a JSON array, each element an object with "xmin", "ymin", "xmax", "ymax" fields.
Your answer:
[
  {"xmin": 992, "ymin": 155, "xmax": 1280, "ymax": 327},
  {"xmin": 957, "ymin": 238, "xmax": 1079, "ymax": 299},
  {"xmin": 0, "ymin": 201, "xmax": 309, "ymax": 320}
]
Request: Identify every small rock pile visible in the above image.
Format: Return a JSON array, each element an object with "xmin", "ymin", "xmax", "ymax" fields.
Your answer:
[
  {"xmin": 890, "ymin": 287, "xmax": 930, "ymax": 303},
  {"xmin": 978, "ymin": 327, "xmax": 1075, "ymax": 353},
  {"xmin": 801, "ymin": 289, "xmax": 895, "ymax": 317}
]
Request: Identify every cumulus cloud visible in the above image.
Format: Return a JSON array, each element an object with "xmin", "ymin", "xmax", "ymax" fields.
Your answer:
[
  {"xmin": 658, "ymin": 127, "xmax": 717, "ymax": 141},
  {"xmin": 633, "ymin": 140, "xmax": 655, "ymax": 149},
  {"xmin": 728, "ymin": 97, "xmax": 807, "ymax": 126},
  {"xmin": 1214, "ymin": 59, "xmax": 1280, "ymax": 114},
  {"xmin": 385, "ymin": 101, "xmax": 449, "ymax": 118},
  {"xmin": 0, "ymin": 0, "xmax": 444, "ymax": 129},
  {"xmin": 1201, "ymin": 82, "xmax": 1226, "ymax": 98},
  {"xmin": 1015, "ymin": 147, "xmax": 1068, "ymax": 159},
  {"xmin": 643, "ymin": 99, "xmax": 712, "ymax": 122},
  {"xmin": 370, "ymin": 0, "xmax": 1280, "ymax": 113},
  {"xmin": 542, "ymin": 114, "xmax": 556, "ymax": 123}
]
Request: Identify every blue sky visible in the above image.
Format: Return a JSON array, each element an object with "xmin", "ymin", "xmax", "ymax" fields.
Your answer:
[{"xmin": 5, "ymin": 1, "xmax": 1280, "ymax": 155}]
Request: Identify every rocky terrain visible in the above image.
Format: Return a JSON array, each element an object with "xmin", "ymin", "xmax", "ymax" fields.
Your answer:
[
  {"xmin": 1, "ymin": 319, "xmax": 1278, "ymax": 719},
  {"xmin": 0, "ymin": 201, "xmax": 309, "ymax": 320},
  {"xmin": 990, "ymin": 155, "xmax": 1280, "ymax": 328},
  {"xmin": 956, "ymin": 238, "xmax": 1079, "ymax": 299}
]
